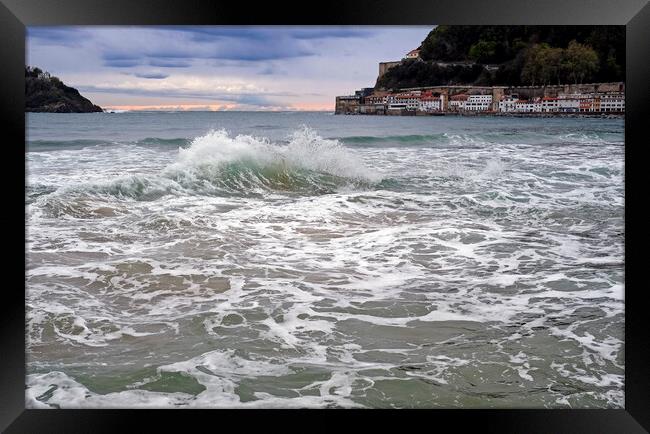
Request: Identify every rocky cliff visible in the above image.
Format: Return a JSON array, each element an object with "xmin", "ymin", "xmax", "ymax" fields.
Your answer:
[{"xmin": 26, "ymin": 66, "xmax": 103, "ymax": 113}]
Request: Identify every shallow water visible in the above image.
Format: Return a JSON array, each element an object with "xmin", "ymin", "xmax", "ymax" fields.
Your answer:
[{"xmin": 26, "ymin": 112, "xmax": 624, "ymax": 408}]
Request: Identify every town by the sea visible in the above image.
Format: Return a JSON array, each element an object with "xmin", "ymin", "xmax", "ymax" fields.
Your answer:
[{"xmin": 26, "ymin": 111, "xmax": 624, "ymax": 408}]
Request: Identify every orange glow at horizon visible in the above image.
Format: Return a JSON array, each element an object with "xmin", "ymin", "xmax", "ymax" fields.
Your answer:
[{"xmin": 104, "ymin": 102, "xmax": 334, "ymax": 112}]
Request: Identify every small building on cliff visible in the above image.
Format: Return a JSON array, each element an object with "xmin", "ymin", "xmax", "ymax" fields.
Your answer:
[{"xmin": 405, "ymin": 48, "xmax": 421, "ymax": 60}]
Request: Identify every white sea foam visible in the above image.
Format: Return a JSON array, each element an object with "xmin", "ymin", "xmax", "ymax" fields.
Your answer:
[
  {"xmin": 26, "ymin": 116, "xmax": 625, "ymax": 409},
  {"xmin": 164, "ymin": 127, "xmax": 381, "ymax": 191}
]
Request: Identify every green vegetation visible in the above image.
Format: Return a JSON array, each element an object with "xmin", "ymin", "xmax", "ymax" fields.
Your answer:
[
  {"xmin": 375, "ymin": 60, "xmax": 487, "ymax": 89},
  {"xmin": 520, "ymin": 41, "xmax": 599, "ymax": 86},
  {"xmin": 26, "ymin": 66, "xmax": 103, "ymax": 113},
  {"xmin": 376, "ymin": 26, "xmax": 624, "ymax": 89}
]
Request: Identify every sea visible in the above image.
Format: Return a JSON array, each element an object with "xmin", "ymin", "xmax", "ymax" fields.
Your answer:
[{"xmin": 25, "ymin": 111, "xmax": 625, "ymax": 408}]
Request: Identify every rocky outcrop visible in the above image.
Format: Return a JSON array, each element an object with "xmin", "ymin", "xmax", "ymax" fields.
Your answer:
[{"xmin": 25, "ymin": 66, "xmax": 103, "ymax": 113}]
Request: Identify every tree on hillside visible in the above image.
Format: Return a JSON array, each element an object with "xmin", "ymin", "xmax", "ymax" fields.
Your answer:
[
  {"xmin": 562, "ymin": 40, "xmax": 599, "ymax": 84},
  {"xmin": 541, "ymin": 47, "xmax": 565, "ymax": 85},
  {"xmin": 521, "ymin": 44, "xmax": 546, "ymax": 86},
  {"xmin": 468, "ymin": 41, "xmax": 499, "ymax": 64},
  {"xmin": 377, "ymin": 26, "xmax": 621, "ymax": 89},
  {"xmin": 585, "ymin": 26, "xmax": 625, "ymax": 81},
  {"xmin": 527, "ymin": 45, "xmax": 565, "ymax": 85}
]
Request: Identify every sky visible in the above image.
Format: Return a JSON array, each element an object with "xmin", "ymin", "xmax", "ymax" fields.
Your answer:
[{"xmin": 27, "ymin": 26, "xmax": 432, "ymax": 111}]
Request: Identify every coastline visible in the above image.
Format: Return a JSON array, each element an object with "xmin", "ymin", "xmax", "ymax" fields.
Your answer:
[
  {"xmin": 337, "ymin": 111, "xmax": 625, "ymax": 119},
  {"xmin": 336, "ymin": 82, "xmax": 625, "ymax": 118}
]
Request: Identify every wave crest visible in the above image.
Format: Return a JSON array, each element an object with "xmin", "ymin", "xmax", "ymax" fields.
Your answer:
[
  {"xmin": 159, "ymin": 127, "xmax": 380, "ymax": 196},
  {"xmin": 43, "ymin": 128, "xmax": 383, "ymax": 208}
]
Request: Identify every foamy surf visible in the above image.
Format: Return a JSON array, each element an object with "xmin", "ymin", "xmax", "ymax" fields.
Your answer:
[
  {"xmin": 37, "ymin": 128, "xmax": 384, "ymax": 207},
  {"xmin": 26, "ymin": 113, "xmax": 625, "ymax": 409},
  {"xmin": 164, "ymin": 127, "xmax": 382, "ymax": 195}
]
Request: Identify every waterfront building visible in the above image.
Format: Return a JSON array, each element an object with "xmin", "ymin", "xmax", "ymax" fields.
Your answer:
[
  {"xmin": 592, "ymin": 96, "xmax": 602, "ymax": 112},
  {"xmin": 419, "ymin": 93, "xmax": 444, "ymax": 112},
  {"xmin": 541, "ymin": 97, "xmax": 559, "ymax": 112},
  {"xmin": 449, "ymin": 94, "xmax": 468, "ymax": 111},
  {"xmin": 499, "ymin": 95, "xmax": 518, "ymax": 112},
  {"xmin": 599, "ymin": 93, "xmax": 625, "ymax": 112},
  {"xmin": 365, "ymin": 92, "xmax": 389, "ymax": 105},
  {"xmin": 579, "ymin": 97, "xmax": 594, "ymax": 112},
  {"xmin": 464, "ymin": 94, "xmax": 492, "ymax": 111},
  {"xmin": 557, "ymin": 94, "xmax": 581, "ymax": 112},
  {"xmin": 515, "ymin": 99, "xmax": 532, "ymax": 112},
  {"xmin": 388, "ymin": 92, "xmax": 421, "ymax": 110}
]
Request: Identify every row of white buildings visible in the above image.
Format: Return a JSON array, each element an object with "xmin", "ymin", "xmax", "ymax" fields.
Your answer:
[
  {"xmin": 451, "ymin": 92, "xmax": 625, "ymax": 113},
  {"xmin": 337, "ymin": 88, "xmax": 625, "ymax": 115},
  {"xmin": 449, "ymin": 94, "xmax": 493, "ymax": 111},
  {"xmin": 366, "ymin": 90, "xmax": 445, "ymax": 112}
]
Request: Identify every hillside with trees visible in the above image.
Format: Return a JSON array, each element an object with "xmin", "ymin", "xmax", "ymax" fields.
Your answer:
[
  {"xmin": 376, "ymin": 26, "xmax": 624, "ymax": 90},
  {"xmin": 26, "ymin": 66, "xmax": 103, "ymax": 113}
]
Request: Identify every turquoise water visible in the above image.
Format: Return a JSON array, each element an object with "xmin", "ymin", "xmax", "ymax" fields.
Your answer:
[{"xmin": 26, "ymin": 112, "xmax": 624, "ymax": 408}]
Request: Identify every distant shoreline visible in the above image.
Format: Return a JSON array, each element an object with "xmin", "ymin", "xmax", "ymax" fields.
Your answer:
[
  {"xmin": 337, "ymin": 111, "xmax": 625, "ymax": 119},
  {"xmin": 335, "ymin": 112, "xmax": 625, "ymax": 119}
]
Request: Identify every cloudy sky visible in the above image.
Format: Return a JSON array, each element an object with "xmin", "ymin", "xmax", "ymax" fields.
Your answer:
[{"xmin": 27, "ymin": 26, "xmax": 431, "ymax": 111}]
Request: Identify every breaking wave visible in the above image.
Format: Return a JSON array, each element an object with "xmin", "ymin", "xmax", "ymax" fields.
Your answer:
[{"xmin": 42, "ymin": 128, "xmax": 384, "ymax": 207}]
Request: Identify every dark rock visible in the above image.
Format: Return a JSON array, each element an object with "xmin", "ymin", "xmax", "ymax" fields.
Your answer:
[{"xmin": 25, "ymin": 66, "xmax": 103, "ymax": 113}]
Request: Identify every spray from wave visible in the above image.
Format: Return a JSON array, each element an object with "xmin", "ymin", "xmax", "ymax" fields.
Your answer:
[
  {"xmin": 43, "ymin": 127, "xmax": 384, "ymax": 209},
  {"xmin": 162, "ymin": 127, "xmax": 382, "ymax": 196}
]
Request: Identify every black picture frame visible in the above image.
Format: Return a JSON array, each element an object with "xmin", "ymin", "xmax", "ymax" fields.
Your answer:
[{"xmin": 1, "ymin": 0, "xmax": 648, "ymax": 432}]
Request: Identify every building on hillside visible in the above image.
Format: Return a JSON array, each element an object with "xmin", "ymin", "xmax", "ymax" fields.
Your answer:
[{"xmin": 405, "ymin": 48, "xmax": 421, "ymax": 60}]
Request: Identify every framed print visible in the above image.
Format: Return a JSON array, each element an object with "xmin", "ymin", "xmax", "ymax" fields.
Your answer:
[{"xmin": 1, "ymin": 0, "xmax": 649, "ymax": 432}]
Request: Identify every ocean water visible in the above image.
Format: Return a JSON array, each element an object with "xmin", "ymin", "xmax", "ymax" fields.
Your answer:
[{"xmin": 26, "ymin": 112, "xmax": 624, "ymax": 408}]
